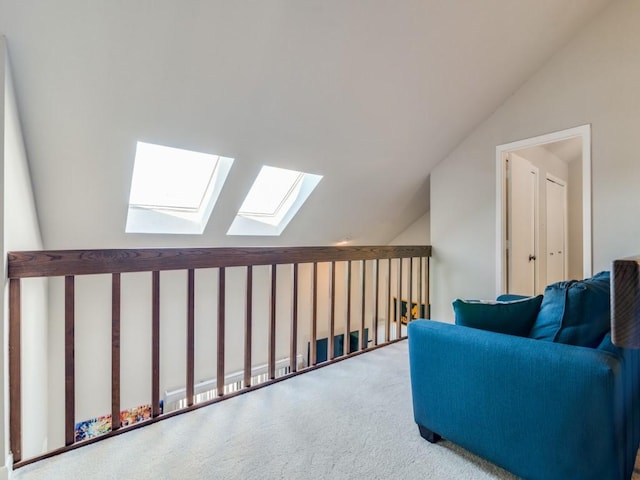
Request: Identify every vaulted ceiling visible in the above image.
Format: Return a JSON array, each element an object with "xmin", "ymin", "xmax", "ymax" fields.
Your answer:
[{"xmin": 0, "ymin": 0, "xmax": 613, "ymax": 249}]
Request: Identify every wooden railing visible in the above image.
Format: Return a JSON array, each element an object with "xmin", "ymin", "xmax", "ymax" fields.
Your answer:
[{"xmin": 8, "ymin": 245, "xmax": 431, "ymax": 467}]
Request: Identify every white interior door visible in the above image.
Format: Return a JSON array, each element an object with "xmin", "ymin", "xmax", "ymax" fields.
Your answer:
[
  {"xmin": 546, "ymin": 177, "xmax": 566, "ymax": 284},
  {"xmin": 507, "ymin": 153, "xmax": 538, "ymax": 296}
]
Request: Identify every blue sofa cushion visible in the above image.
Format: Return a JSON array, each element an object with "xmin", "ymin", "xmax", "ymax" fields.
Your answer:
[
  {"xmin": 453, "ymin": 295, "xmax": 544, "ymax": 337},
  {"xmin": 529, "ymin": 271, "xmax": 610, "ymax": 347}
]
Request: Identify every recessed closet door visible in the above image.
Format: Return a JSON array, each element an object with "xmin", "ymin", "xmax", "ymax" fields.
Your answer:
[
  {"xmin": 546, "ymin": 177, "xmax": 567, "ymax": 285},
  {"xmin": 507, "ymin": 153, "xmax": 538, "ymax": 296}
]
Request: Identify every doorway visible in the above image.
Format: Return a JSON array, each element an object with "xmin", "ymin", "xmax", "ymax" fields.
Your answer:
[{"xmin": 496, "ymin": 125, "xmax": 592, "ymax": 296}]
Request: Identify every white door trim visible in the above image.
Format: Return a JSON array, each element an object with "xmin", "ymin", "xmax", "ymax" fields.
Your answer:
[{"xmin": 495, "ymin": 124, "xmax": 592, "ymax": 296}]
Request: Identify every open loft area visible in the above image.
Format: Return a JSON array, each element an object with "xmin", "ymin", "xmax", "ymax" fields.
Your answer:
[{"xmin": 4, "ymin": 0, "xmax": 640, "ymax": 479}]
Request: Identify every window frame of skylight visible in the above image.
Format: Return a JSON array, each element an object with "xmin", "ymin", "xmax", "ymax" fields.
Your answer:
[
  {"xmin": 129, "ymin": 157, "xmax": 218, "ymax": 213},
  {"xmin": 227, "ymin": 167, "xmax": 322, "ymax": 236},
  {"xmin": 128, "ymin": 142, "xmax": 220, "ymax": 213},
  {"xmin": 236, "ymin": 166, "xmax": 305, "ymax": 218},
  {"xmin": 125, "ymin": 141, "xmax": 234, "ymax": 235}
]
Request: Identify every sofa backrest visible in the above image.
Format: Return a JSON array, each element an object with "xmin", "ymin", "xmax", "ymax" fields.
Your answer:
[{"xmin": 528, "ymin": 271, "xmax": 611, "ymax": 348}]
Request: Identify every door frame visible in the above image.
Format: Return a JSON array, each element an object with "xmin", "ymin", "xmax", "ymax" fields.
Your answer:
[{"xmin": 495, "ymin": 124, "xmax": 592, "ymax": 296}]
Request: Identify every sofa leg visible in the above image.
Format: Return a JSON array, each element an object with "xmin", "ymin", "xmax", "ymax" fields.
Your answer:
[{"xmin": 418, "ymin": 425, "xmax": 441, "ymax": 443}]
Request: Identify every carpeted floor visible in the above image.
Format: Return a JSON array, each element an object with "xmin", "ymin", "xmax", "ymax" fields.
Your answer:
[{"xmin": 10, "ymin": 341, "xmax": 626, "ymax": 480}]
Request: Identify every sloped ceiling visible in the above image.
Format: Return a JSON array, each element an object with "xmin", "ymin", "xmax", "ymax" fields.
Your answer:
[{"xmin": 0, "ymin": 0, "xmax": 613, "ymax": 249}]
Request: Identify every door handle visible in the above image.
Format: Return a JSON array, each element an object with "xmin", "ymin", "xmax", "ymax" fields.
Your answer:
[{"xmin": 529, "ymin": 255, "xmax": 536, "ymax": 261}]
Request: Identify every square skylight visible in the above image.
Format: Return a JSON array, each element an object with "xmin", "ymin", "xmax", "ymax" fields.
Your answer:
[
  {"xmin": 126, "ymin": 142, "xmax": 234, "ymax": 234},
  {"xmin": 227, "ymin": 165, "xmax": 322, "ymax": 236}
]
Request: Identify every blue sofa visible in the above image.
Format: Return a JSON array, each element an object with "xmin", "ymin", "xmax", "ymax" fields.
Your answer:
[{"xmin": 408, "ymin": 273, "xmax": 640, "ymax": 480}]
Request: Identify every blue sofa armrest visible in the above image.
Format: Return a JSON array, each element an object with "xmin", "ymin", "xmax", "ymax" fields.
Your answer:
[{"xmin": 408, "ymin": 320, "xmax": 640, "ymax": 480}]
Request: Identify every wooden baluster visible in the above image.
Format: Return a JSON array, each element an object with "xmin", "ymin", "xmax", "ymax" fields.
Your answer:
[
  {"xmin": 152, "ymin": 271, "xmax": 161, "ymax": 417},
  {"xmin": 112, "ymin": 273, "xmax": 121, "ymax": 430},
  {"xmin": 217, "ymin": 268, "xmax": 226, "ymax": 396},
  {"xmin": 345, "ymin": 261, "xmax": 352, "ymax": 354},
  {"xmin": 360, "ymin": 260, "xmax": 366, "ymax": 351},
  {"xmin": 426, "ymin": 257, "xmax": 431, "ymax": 318},
  {"xmin": 373, "ymin": 259, "xmax": 379, "ymax": 347},
  {"xmin": 186, "ymin": 269, "xmax": 195, "ymax": 407},
  {"xmin": 408, "ymin": 257, "xmax": 413, "ymax": 325},
  {"xmin": 418, "ymin": 257, "xmax": 423, "ymax": 319},
  {"xmin": 311, "ymin": 263, "xmax": 318, "ymax": 366},
  {"xmin": 9, "ymin": 278, "xmax": 22, "ymax": 462},
  {"xmin": 244, "ymin": 266, "xmax": 253, "ymax": 387},
  {"xmin": 397, "ymin": 259, "xmax": 403, "ymax": 339},
  {"xmin": 290, "ymin": 264, "xmax": 299, "ymax": 373},
  {"xmin": 386, "ymin": 259, "xmax": 391, "ymax": 343},
  {"xmin": 65, "ymin": 275, "xmax": 75, "ymax": 445},
  {"xmin": 269, "ymin": 264, "xmax": 277, "ymax": 380},
  {"xmin": 329, "ymin": 261, "xmax": 336, "ymax": 361}
]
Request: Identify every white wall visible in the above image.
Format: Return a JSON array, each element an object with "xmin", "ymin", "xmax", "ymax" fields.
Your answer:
[
  {"xmin": 0, "ymin": 37, "xmax": 6, "ymax": 480},
  {"xmin": 431, "ymin": 0, "xmax": 640, "ymax": 322},
  {"xmin": 1, "ymin": 36, "xmax": 48, "ymax": 470},
  {"xmin": 388, "ymin": 212, "xmax": 430, "ymax": 246}
]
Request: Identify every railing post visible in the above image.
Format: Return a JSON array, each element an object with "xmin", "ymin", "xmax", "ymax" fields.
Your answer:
[
  {"xmin": 386, "ymin": 259, "xmax": 391, "ymax": 343},
  {"xmin": 9, "ymin": 278, "xmax": 22, "ymax": 462},
  {"xmin": 373, "ymin": 259, "xmax": 379, "ymax": 347},
  {"xmin": 268, "ymin": 264, "xmax": 277, "ymax": 380},
  {"xmin": 408, "ymin": 257, "xmax": 414, "ymax": 324},
  {"xmin": 65, "ymin": 275, "xmax": 76, "ymax": 445},
  {"xmin": 311, "ymin": 263, "xmax": 318, "ymax": 366},
  {"xmin": 418, "ymin": 257, "xmax": 423, "ymax": 318},
  {"xmin": 426, "ymin": 256, "xmax": 431, "ymax": 318},
  {"xmin": 217, "ymin": 268, "xmax": 226, "ymax": 396},
  {"xmin": 290, "ymin": 264, "xmax": 298, "ymax": 373},
  {"xmin": 329, "ymin": 261, "xmax": 336, "ymax": 361},
  {"xmin": 112, "ymin": 273, "xmax": 121, "ymax": 430},
  {"xmin": 397, "ymin": 259, "xmax": 403, "ymax": 339},
  {"xmin": 345, "ymin": 261, "xmax": 352, "ymax": 354},
  {"xmin": 244, "ymin": 266, "xmax": 253, "ymax": 387},
  {"xmin": 358, "ymin": 260, "xmax": 367, "ymax": 351},
  {"xmin": 152, "ymin": 271, "xmax": 161, "ymax": 417},
  {"xmin": 186, "ymin": 269, "xmax": 195, "ymax": 407}
]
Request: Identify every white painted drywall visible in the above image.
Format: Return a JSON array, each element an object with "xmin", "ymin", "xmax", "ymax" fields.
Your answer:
[
  {"xmin": 2, "ymin": 36, "xmax": 48, "ymax": 464},
  {"xmin": 431, "ymin": 0, "xmax": 640, "ymax": 322},
  {"xmin": 0, "ymin": 36, "xmax": 6, "ymax": 478},
  {"xmin": 389, "ymin": 212, "xmax": 430, "ymax": 246}
]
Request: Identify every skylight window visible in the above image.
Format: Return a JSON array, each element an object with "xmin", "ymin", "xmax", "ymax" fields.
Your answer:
[
  {"xmin": 227, "ymin": 165, "xmax": 322, "ymax": 236},
  {"xmin": 126, "ymin": 142, "xmax": 234, "ymax": 234}
]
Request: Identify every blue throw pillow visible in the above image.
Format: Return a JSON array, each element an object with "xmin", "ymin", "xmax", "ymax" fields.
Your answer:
[
  {"xmin": 529, "ymin": 271, "xmax": 610, "ymax": 347},
  {"xmin": 453, "ymin": 295, "xmax": 544, "ymax": 337}
]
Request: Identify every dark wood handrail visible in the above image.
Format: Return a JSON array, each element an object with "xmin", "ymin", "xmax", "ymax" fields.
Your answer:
[{"xmin": 8, "ymin": 245, "xmax": 431, "ymax": 278}]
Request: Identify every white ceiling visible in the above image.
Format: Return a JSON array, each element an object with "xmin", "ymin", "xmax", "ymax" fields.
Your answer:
[{"xmin": 0, "ymin": 0, "xmax": 613, "ymax": 249}]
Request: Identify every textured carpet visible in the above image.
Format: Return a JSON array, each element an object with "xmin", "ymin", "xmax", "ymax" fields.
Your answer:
[{"xmin": 12, "ymin": 342, "xmax": 521, "ymax": 480}]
